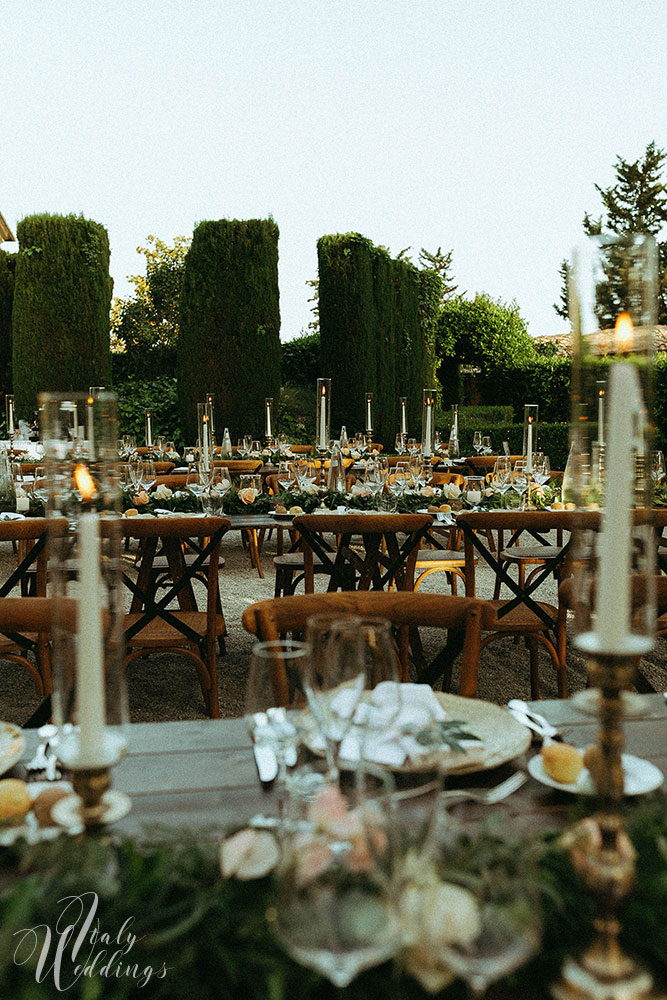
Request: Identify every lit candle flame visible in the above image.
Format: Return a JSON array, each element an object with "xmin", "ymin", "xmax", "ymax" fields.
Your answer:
[
  {"xmin": 74, "ymin": 464, "xmax": 98, "ymax": 502},
  {"xmin": 614, "ymin": 312, "xmax": 634, "ymax": 354}
]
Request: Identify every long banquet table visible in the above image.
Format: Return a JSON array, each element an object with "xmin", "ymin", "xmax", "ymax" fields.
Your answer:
[{"xmin": 13, "ymin": 694, "xmax": 667, "ymax": 837}]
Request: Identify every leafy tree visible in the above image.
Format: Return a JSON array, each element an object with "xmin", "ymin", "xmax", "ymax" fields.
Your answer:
[
  {"xmin": 556, "ymin": 142, "xmax": 667, "ymax": 322},
  {"xmin": 438, "ymin": 293, "xmax": 534, "ymax": 373},
  {"xmin": 111, "ymin": 234, "xmax": 190, "ymax": 356},
  {"xmin": 419, "ymin": 246, "xmax": 458, "ymax": 303}
]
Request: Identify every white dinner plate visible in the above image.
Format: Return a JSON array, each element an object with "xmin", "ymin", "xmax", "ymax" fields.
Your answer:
[
  {"xmin": 528, "ymin": 751, "xmax": 664, "ymax": 796},
  {"xmin": 0, "ymin": 512, "xmax": 25, "ymax": 521},
  {"xmin": 305, "ymin": 693, "xmax": 531, "ymax": 775},
  {"xmin": 0, "ymin": 721, "xmax": 25, "ymax": 777}
]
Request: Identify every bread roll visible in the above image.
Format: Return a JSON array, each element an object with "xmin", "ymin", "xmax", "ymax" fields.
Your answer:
[
  {"xmin": 32, "ymin": 786, "xmax": 70, "ymax": 828},
  {"xmin": 0, "ymin": 778, "xmax": 31, "ymax": 826},
  {"xmin": 541, "ymin": 743, "xmax": 584, "ymax": 784}
]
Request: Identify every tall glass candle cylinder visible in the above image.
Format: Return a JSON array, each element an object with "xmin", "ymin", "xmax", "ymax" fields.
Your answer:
[
  {"xmin": 365, "ymin": 392, "xmax": 374, "ymax": 435},
  {"xmin": 197, "ymin": 403, "xmax": 211, "ymax": 467},
  {"xmin": 316, "ymin": 378, "xmax": 331, "ymax": 451},
  {"xmin": 144, "ymin": 409, "xmax": 153, "ymax": 447},
  {"xmin": 568, "ymin": 233, "xmax": 656, "ymax": 654},
  {"xmin": 399, "ymin": 397, "xmax": 408, "ymax": 437},
  {"xmin": 4, "ymin": 394, "xmax": 14, "ymax": 437},
  {"xmin": 421, "ymin": 389, "xmax": 437, "ymax": 457},
  {"xmin": 450, "ymin": 404, "xmax": 459, "ymax": 440},
  {"xmin": 265, "ymin": 397, "xmax": 274, "ymax": 440},
  {"xmin": 40, "ymin": 391, "xmax": 128, "ymax": 769},
  {"xmin": 205, "ymin": 392, "xmax": 216, "ymax": 444},
  {"xmin": 522, "ymin": 405, "xmax": 539, "ymax": 471}
]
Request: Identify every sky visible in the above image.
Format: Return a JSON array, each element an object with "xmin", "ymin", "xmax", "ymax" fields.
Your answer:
[{"xmin": 2, "ymin": 0, "xmax": 666, "ymax": 342}]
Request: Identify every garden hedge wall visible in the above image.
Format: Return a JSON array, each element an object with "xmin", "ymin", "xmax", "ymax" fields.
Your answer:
[
  {"xmin": 318, "ymin": 233, "xmax": 438, "ymax": 447},
  {"xmin": 0, "ymin": 249, "xmax": 15, "ymax": 400},
  {"xmin": 178, "ymin": 218, "xmax": 281, "ymax": 444},
  {"xmin": 12, "ymin": 213, "xmax": 112, "ymax": 417}
]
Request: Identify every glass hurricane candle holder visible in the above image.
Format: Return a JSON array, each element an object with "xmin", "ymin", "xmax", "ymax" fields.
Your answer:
[
  {"xmin": 399, "ymin": 396, "xmax": 408, "ymax": 437},
  {"xmin": 421, "ymin": 389, "xmax": 437, "ymax": 458},
  {"xmin": 316, "ymin": 378, "xmax": 331, "ymax": 453},
  {"xmin": 365, "ymin": 392, "xmax": 374, "ymax": 437},
  {"xmin": 144, "ymin": 408, "xmax": 153, "ymax": 448},
  {"xmin": 205, "ymin": 391, "xmax": 216, "ymax": 445},
  {"xmin": 567, "ymin": 233, "xmax": 657, "ymax": 655},
  {"xmin": 197, "ymin": 402, "xmax": 212, "ymax": 468},
  {"xmin": 265, "ymin": 397, "xmax": 274, "ymax": 441},
  {"xmin": 40, "ymin": 391, "xmax": 129, "ymax": 828},
  {"xmin": 522, "ymin": 404, "xmax": 539, "ymax": 472}
]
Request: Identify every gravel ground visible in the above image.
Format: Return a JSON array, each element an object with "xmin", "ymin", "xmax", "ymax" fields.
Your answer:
[{"xmin": 0, "ymin": 526, "xmax": 665, "ymax": 728}]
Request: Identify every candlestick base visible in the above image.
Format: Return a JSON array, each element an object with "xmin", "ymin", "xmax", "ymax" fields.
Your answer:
[
  {"xmin": 551, "ymin": 649, "xmax": 664, "ymax": 1000},
  {"xmin": 51, "ymin": 766, "xmax": 131, "ymax": 831}
]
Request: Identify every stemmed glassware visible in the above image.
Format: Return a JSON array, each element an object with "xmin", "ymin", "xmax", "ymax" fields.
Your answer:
[
  {"xmin": 129, "ymin": 457, "xmax": 144, "ymax": 493},
  {"xmin": 302, "ymin": 614, "xmax": 366, "ymax": 781},
  {"xmin": 274, "ymin": 760, "xmax": 402, "ymax": 988},
  {"xmin": 652, "ymin": 450, "xmax": 665, "ymax": 484},
  {"xmin": 492, "ymin": 457, "xmax": 512, "ymax": 504},
  {"xmin": 363, "ymin": 460, "xmax": 386, "ymax": 508},
  {"xmin": 140, "ymin": 459, "xmax": 157, "ymax": 493},
  {"xmin": 427, "ymin": 864, "xmax": 540, "ymax": 998},
  {"xmin": 201, "ymin": 467, "xmax": 231, "ymax": 514},
  {"xmin": 277, "ymin": 461, "xmax": 296, "ymax": 492},
  {"xmin": 244, "ymin": 639, "xmax": 310, "ymax": 814},
  {"xmin": 463, "ymin": 476, "xmax": 484, "ymax": 508},
  {"xmin": 472, "ymin": 431, "xmax": 483, "ymax": 455},
  {"xmin": 511, "ymin": 459, "xmax": 529, "ymax": 509},
  {"xmin": 395, "ymin": 432, "xmax": 406, "ymax": 456},
  {"xmin": 532, "ymin": 452, "xmax": 551, "ymax": 487},
  {"xmin": 481, "ymin": 435, "xmax": 492, "ymax": 455}
]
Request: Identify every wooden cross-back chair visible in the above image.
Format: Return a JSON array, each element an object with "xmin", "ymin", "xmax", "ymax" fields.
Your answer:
[
  {"xmin": 291, "ymin": 512, "xmax": 434, "ymax": 594},
  {"xmin": 242, "ymin": 590, "xmax": 496, "ymax": 699},
  {"xmin": 119, "ymin": 516, "xmax": 230, "ymax": 718},
  {"xmin": 458, "ymin": 509, "xmax": 574, "ymax": 698},
  {"xmin": 0, "ymin": 518, "xmax": 55, "ymax": 696}
]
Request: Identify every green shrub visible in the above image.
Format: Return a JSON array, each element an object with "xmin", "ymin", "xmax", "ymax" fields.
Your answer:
[
  {"xmin": 178, "ymin": 218, "xmax": 281, "ymax": 443},
  {"xmin": 473, "ymin": 357, "xmax": 572, "ymax": 423},
  {"xmin": 12, "ymin": 213, "xmax": 112, "ymax": 417},
  {"xmin": 277, "ymin": 384, "xmax": 313, "ymax": 444},
  {"xmin": 281, "ymin": 332, "xmax": 320, "ymax": 388},
  {"xmin": 0, "ymin": 249, "xmax": 15, "ymax": 397},
  {"xmin": 116, "ymin": 375, "xmax": 181, "ymax": 449},
  {"xmin": 453, "ymin": 421, "xmax": 570, "ymax": 470}
]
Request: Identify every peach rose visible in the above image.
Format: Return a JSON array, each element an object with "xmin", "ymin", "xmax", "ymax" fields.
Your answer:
[
  {"xmin": 133, "ymin": 491, "xmax": 149, "ymax": 506},
  {"xmin": 238, "ymin": 487, "xmax": 256, "ymax": 505}
]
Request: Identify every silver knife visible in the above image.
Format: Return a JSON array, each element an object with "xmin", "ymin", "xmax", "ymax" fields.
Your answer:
[{"xmin": 507, "ymin": 702, "xmax": 563, "ymax": 743}]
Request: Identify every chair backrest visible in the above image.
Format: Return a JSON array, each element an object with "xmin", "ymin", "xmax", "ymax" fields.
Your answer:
[
  {"xmin": 430, "ymin": 471, "xmax": 464, "ymax": 487},
  {"xmin": 213, "ymin": 460, "xmax": 263, "ymax": 474},
  {"xmin": 0, "ymin": 517, "xmax": 54, "ymax": 598},
  {"xmin": 289, "ymin": 445, "xmax": 314, "ymax": 454},
  {"xmin": 242, "ymin": 591, "xmax": 496, "ymax": 702},
  {"xmin": 119, "ymin": 516, "xmax": 230, "ymax": 637},
  {"xmin": 292, "ymin": 512, "xmax": 433, "ymax": 593}
]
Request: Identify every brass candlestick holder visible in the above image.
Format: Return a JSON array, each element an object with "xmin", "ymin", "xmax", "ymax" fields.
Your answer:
[
  {"xmin": 52, "ymin": 760, "xmax": 131, "ymax": 832},
  {"xmin": 551, "ymin": 650, "xmax": 664, "ymax": 1000}
]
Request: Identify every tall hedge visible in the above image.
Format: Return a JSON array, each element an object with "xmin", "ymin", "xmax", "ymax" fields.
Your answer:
[
  {"xmin": 178, "ymin": 218, "xmax": 281, "ymax": 443},
  {"xmin": 0, "ymin": 249, "xmax": 15, "ymax": 398},
  {"xmin": 318, "ymin": 233, "xmax": 438, "ymax": 446},
  {"xmin": 12, "ymin": 214, "xmax": 112, "ymax": 417}
]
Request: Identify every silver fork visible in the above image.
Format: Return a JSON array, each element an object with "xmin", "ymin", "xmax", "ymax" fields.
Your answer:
[{"xmin": 392, "ymin": 770, "xmax": 527, "ymax": 804}]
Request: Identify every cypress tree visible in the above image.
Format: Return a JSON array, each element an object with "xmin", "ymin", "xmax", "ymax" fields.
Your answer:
[
  {"xmin": 318, "ymin": 233, "xmax": 438, "ymax": 446},
  {"xmin": 0, "ymin": 249, "xmax": 15, "ymax": 397},
  {"xmin": 178, "ymin": 218, "xmax": 281, "ymax": 444},
  {"xmin": 12, "ymin": 213, "xmax": 112, "ymax": 417}
]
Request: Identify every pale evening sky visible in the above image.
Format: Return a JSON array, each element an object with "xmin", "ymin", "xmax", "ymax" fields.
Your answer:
[{"xmin": 2, "ymin": 0, "xmax": 665, "ymax": 342}]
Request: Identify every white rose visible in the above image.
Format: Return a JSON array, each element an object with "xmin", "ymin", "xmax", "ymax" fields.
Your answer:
[
  {"xmin": 443, "ymin": 483, "xmax": 461, "ymax": 499},
  {"xmin": 422, "ymin": 882, "xmax": 482, "ymax": 949},
  {"xmin": 153, "ymin": 484, "xmax": 173, "ymax": 500}
]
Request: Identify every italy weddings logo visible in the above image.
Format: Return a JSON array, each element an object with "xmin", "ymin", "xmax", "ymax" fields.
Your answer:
[{"xmin": 12, "ymin": 891, "xmax": 169, "ymax": 990}]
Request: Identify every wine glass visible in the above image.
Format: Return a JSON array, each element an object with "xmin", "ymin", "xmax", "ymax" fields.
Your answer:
[
  {"xmin": 140, "ymin": 459, "xmax": 157, "ymax": 493},
  {"xmin": 428, "ymin": 866, "xmax": 541, "ymax": 998},
  {"xmin": 156, "ymin": 435, "xmax": 166, "ymax": 459},
  {"xmin": 201, "ymin": 467, "xmax": 231, "ymax": 514},
  {"xmin": 532, "ymin": 452, "xmax": 551, "ymax": 487},
  {"xmin": 277, "ymin": 461, "xmax": 296, "ymax": 493},
  {"xmin": 395, "ymin": 432, "xmax": 406, "ymax": 456},
  {"xmin": 129, "ymin": 457, "xmax": 144, "ymax": 493},
  {"xmin": 481, "ymin": 435, "xmax": 492, "ymax": 455},
  {"xmin": 652, "ymin": 450, "xmax": 665, "ymax": 483},
  {"xmin": 492, "ymin": 457, "xmax": 512, "ymax": 504},
  {"xmin": 244, "ymin": 639, "xmax": 310, "ymax": 816},
  {"xmin": 251, "ymin": 439, "xmax": 262, "ymax": 456},
  {"xmin": 407, "ymin": 437, "xmax": 418, "ymax": 457},
  {"xmin": 511, "ymin": 459, "xmax": 528, "ymax": 508},
  {"xmin": 302, "ymin": 614, "xmax": 366, "ymax": 781},
  {"xmin": 274, "ymin": 761, "xmax": 402, "ymax": 988},
  {"xmin": 472, "ymin": 431, "xmax": 483, "ymax": 455},
  {"xmin": 363, "ymin": 460, "xmax": 386, "ymax": 509},
  {"xmin": 32, "ymin": 465, "xmax": 49, "ymax": 506},
  {"xmin": 185, "ymin": 464, "xmax": 206, "ymax": 506}
]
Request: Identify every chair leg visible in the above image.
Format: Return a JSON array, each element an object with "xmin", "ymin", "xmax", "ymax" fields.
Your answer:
[{"xmin": 527, "ymin": 636, "xmax": 540, "ymax": 699}]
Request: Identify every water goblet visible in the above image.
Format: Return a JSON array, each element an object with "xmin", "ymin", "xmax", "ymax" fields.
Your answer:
[
  {"xmin": 407, "ymin": 437, "xmax": 418, "ymax": 457},
  {"xmin": 129, "ymin": 457, "xmax": 144, "ymax": 493},
  {"xmin": 244, "ymin": 639, "xmax": 310, "ymax": 815},
  {"xmin": 274, "ymin": 760, "xmax": 401, "ymax": 988},
  {"xmin": 395, "ymin": 432, "xmax": 406, "ymax": 455},
  {"xmin": 472, "ymin": 431, "xmax": 483, "ymax": 455},
  {"xmin": 302, "ymin": 614, "xmax": 366, "ymax": 781},
  {"xmin": 201, "ymin": 467, "xmax": 231, "ymax": 515},
  {"xmin": 481, "ymin": 435, "xmax": 492, "ymax": 455},
  {"xmin": 140, "ymin": 459, "xmax": 157, "ymax": 493},
  {"xmin": 426, "ymin": 858, "xmax": 541, "ymax": 998}
]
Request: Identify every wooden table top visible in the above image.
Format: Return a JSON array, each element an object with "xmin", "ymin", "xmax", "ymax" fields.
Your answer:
[{"xmin": 16, "ymin": 694, "xmax": 666, "ymax": 838}]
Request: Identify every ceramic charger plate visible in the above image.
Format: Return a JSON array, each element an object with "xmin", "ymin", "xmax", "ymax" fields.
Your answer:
[{"xmin": 304, "ymin": 692, "xmax": 531, "ymax": 776}]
